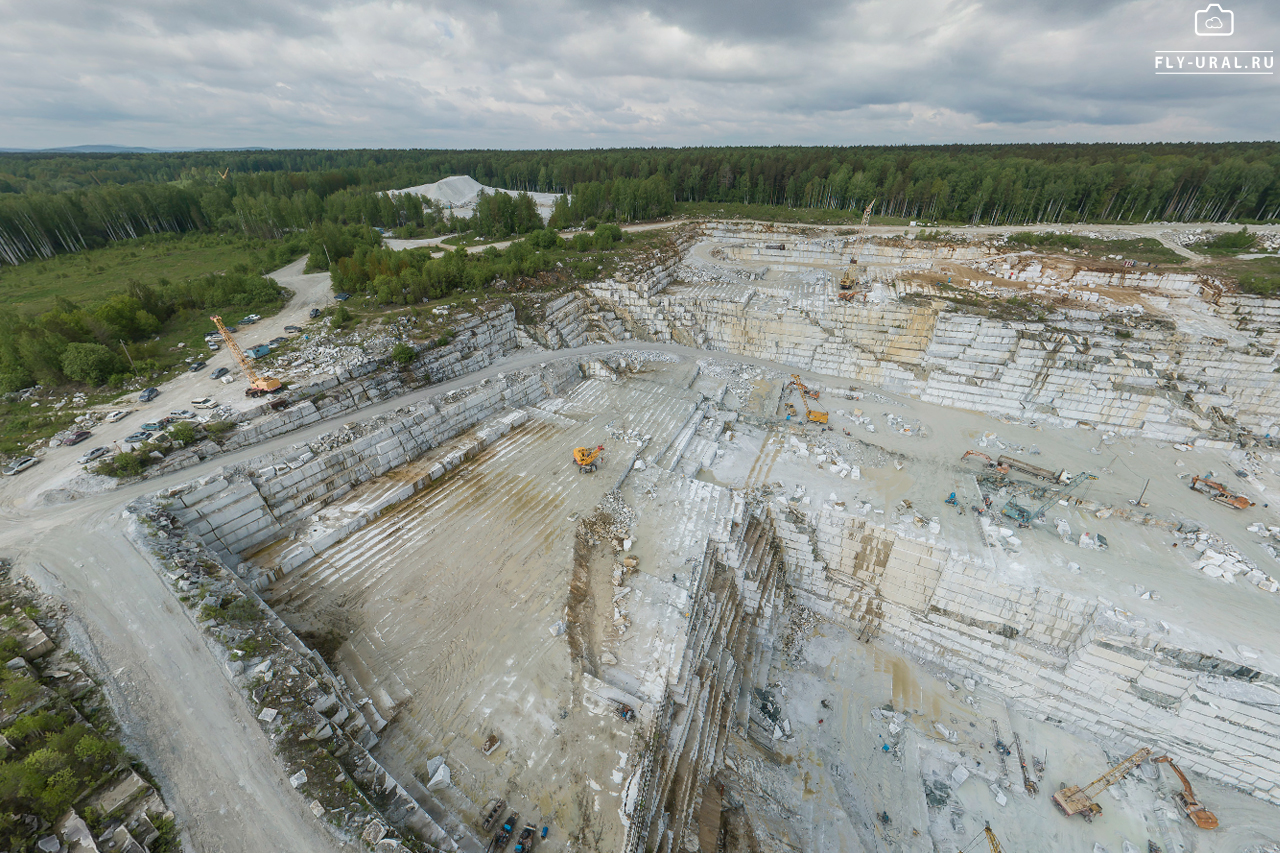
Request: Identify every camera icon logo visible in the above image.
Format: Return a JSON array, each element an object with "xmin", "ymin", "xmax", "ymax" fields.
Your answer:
[{"xmin": 1195, "ymin": 4, "xmax": 1234, "ymax": 36}]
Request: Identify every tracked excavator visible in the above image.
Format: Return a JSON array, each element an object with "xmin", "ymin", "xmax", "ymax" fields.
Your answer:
[
  {"xmin": 573, "ymin": 445, "xmax": 604, "ymax": 473},
  {"xmin": 1153, "ymin": 756, "xmax": 1219, "ymax": 829},
  {"xmin": 1053, "ymin": 747, "xmax": 1151, "ymax": 820}
]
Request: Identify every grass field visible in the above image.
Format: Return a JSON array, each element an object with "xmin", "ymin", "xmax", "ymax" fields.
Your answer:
[
  {"xmin": 0, "ymin": 232, "xmax": 295, "ymax": 313},
  {"xmin": 1205, "ymin": 255, "xmax": 1280, "ymax": 296}
]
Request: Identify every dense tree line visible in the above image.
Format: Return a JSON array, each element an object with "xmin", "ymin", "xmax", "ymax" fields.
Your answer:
[
  {"xmin": 0, "ymin": 271, "xmax": 287, "ymax": 391},
  {"xmin": 3, "ymin": 143, "xmax": 1280, "ymax": 267}
]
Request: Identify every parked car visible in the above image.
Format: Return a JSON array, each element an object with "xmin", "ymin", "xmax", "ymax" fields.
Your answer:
[
  {"xmin": 207, "ymin": 342, "xmax": 220, "ymax": 351},
  {"xmin": 139, "ymin": 387, "xmax": 159, "ymax": 402},
  {"xmin": 309, "ymin": 308, "xmax": 323, "ymax": 319},
  {"xmin": 225, "ymin": 326, "xmax": 238, "ymax": 333},
  {"xmin": 105, "ymin": 410, "xmax": 129, "ymax": 423},
  {"xmin": 125, "ymin": 431, "xmax": 153, "ymax": 443},
  {"xmin": 191, "ymin": 398, "xmax": 218, "ymax": 409},
  {"xmin": 169, "ymin": 410, "xmax": 198, "ymax": 420},
  {"xmin": 141, "ymin": 421, "xmax": 162, "ymax": 431},
  {"xmin": 334, "ymin": 292, "xmax": 351, "ymax": 301},
  {"xmin": 284, "ymin": 325, "xmax": 301, "ymax": 333},
  {"xmin": 77, "ymin": 446, "xmax": 111, "ymax": 464},
  {"xmin": 244, "ymin": 313, "xmax": 261, "ymax": 322},
  {"xmin": 268, "ymin": 336, "xmax": 288, "ymax": 347},
  {"xmin": 211, "ymin": 367, "xmax": 230, "ymax": 380},
  {"xmin": 2, "ymin": 457, "xmax": 39, "ymax": 476},
  {"xmin": 239, "ymin": 317, "xmax": 256, "ymax": 326},
  {"xmin": 62, "ymin": 430, "xmax": 92, "ymax": 446},
  {"xmin": 188, "ymin": 361, "xmax": 206, "ymax": 372}
]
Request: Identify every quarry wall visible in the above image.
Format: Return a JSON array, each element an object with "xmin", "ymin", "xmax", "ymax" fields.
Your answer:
[
  {"xmin": 589, "ymin": 224, "xmax": 1280, "ymax": 441},
  {"xmin": 168, "ymin": 357, "xmax": 583, "ymax": 580},
  {"xmin": 774, "ymin": 503, "xmax": 1280, "ymax": 807}
]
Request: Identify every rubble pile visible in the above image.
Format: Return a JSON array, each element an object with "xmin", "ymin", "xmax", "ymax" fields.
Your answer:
[{"xmin": 1179, "ymin": 526, "xmax": 1280, "ymax": 592}]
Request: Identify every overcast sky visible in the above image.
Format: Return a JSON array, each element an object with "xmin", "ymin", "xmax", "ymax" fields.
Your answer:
[{"xmin": 1, "ymin": 0, "xmax": 1277, "ymax": 150}]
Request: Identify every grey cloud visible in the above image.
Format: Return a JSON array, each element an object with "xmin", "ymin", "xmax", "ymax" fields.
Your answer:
[{"xmin": 0, "ymin": 0, "xmax": 1277, "ymax": 150}]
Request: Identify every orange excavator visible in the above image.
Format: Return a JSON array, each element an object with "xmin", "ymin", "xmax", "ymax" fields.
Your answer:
[
  {"xmin": 1153, "ymin": 756, "xmax": 1219, "ymax": 829},
  {"xmin": 1189, "ymin": 475, "xmax": 1255, "ymax": 510},
  {"xmin": 961, "ymin": 451, "xmax": 1010, "ymax": 473},
  {"xmin": 573, "ymin": 445, "xmax": 604, "ymax": 473}
]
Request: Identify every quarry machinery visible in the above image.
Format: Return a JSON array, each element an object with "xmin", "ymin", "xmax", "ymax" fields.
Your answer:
[
  {"xmin": 1153, "ymin": 756, "xmax": 1219, "ymax": 829},
  {"xmin": 211, "ymin": 315, "xmax": 282, "ymax": 397},
  {"xmin": 1190, "ymin": 475, "xmax": 1255, "ymax": 510},
  {"xmin": 861, "ymin": 198, "xmax": 876, "ymax": 227},
  {"xmin": 513, "ymin": 824, "xmax": 537, "ymax": 853},
  {"xmin": 1053, "ymin": 747, "xmax": 1152, "ymax": 820},
  {"xmin": 787, "ymin": 375, "xmax": 829, "ymax": 423},
  {"xmin": 997, "ymin": 454, "xmax": 1072, "ymax": 484},
  {"xmin": 1012, "ymin": 731, "xmax": 1038, "ymax": 795},
  {"xmin": 1002, "ymin": 472, "xmax": 1096, "ymax": 527},
  {"xmin": 961, "ymin": 450, "xmax": 1010, "ymax": 473},
  {"xmin": 481, "ymin": 799, "xmax": 506, "ymax": 832},
  {"xmin": 980, "ymin": 823, "xmax": 1004, "ymax": 853},
  {"xmin": 493, "ymin": 812, "xmax": 520, "ymax": 850},
  {"xmin": 788, "ymin": 374, "xmax": 820, "ymax": 400},
  {"xmin": 573, "ymin": 445, "xmax": 604, "ymax": 473}
]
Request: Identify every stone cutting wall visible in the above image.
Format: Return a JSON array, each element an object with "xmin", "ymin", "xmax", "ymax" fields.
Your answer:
[
  {"xmin": 624, "ymin": 500, "xmax": 785, "ymax": 853},
  {"xmin": 590, "ymin": 224, "xmax": 1280, "ymax": 440},
  {"xmin": 168, "ymin": 359, "xmax": 583, "ymax": 572},
  {"xmin": 775, "ymin": 504, "xmax": 1280, "ymax": 807}
]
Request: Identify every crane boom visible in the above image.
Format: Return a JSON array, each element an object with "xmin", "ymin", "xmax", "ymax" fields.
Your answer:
[
  {"xmin": 1053, "ymin": 747, "xmax": 1152, "ymax": 819},
  {"xmin": 861, "ymin": 198, "xmax": 876, "ymax": 227},
  {"xmin": 211, "ymin": 315, "xmax": 281, "ymax": 397},
  {"xmin": 983, "ymin": 823, "xmax": 1003, "ymax": 853}
]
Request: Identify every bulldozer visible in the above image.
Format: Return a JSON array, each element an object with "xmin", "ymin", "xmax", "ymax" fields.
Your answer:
[
  {"xmin": 1053, "ymin": 747, "xmax": 1151, "ymax": 820},
  {"xmin": 1153, "ymin": 756, "xmax": 1219, "ymax": 829},
  {"xmin": 573, "ymin": 445, "xmax": 604, "ymax": 473}
]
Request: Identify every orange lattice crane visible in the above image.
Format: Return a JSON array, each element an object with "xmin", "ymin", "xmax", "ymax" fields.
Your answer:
[
  {"xmin": 1053, "ymin": 747, "xmax": 1151, "ymax": 820},
  {"xmin": 211, "ymin": 315, "xmax": 282, "ymax": 397}
]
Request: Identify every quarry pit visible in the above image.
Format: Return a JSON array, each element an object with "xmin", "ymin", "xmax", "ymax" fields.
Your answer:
[{"xmin": 160, "ymin": 222, "xmax": 1280, "ymax": 853}]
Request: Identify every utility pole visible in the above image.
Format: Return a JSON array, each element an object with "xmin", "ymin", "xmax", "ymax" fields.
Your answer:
[
  {"xmin": 1133, "ymin": 479, "xmax": 1150, "ymax": 508},
  {"xmin": 119, "ymin": 340, "xmax": 138, "ymax": 375}
]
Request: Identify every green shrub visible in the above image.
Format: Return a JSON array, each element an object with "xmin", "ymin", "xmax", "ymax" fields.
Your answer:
[
  {"xmin": 167, "ymin": 421, "xmax": 196, "ymax": 444},
  {"xmin": 390, "ymin": 342, "xmax": 416, "ymax": 364}
]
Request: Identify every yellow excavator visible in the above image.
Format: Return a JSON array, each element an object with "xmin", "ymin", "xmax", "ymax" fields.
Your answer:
[
  {"xmin": 787, "ymin": 375, "xmax": 828, "ymax": 424},
  {"xmin": 211, "ymin": 315, "xmax": 282, "ymax": 397},
  {"xmin": 1153, "ymin": 756, "xmax": 1219, "ymax": 829},
  {"xmin": 1053, "ymin": 747, "xmax": 1151, "ymax": 820},
  {"xmin": 573, "ymin": 445, "xmax": 604, "ymax": 473}
]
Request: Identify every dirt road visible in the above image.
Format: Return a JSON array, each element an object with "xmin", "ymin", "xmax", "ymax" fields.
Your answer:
[{"xmin": 4, "ymin": 500, "xmax": 348, "ymax": 853}]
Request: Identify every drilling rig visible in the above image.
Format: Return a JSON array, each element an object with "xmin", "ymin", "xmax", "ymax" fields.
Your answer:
[{"xmin": 211, "ymin": 315, "xmax": 282, "ymax": 397}]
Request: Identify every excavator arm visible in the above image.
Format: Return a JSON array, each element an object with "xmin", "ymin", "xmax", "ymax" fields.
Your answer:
[{"xmin": 1154, "ymin": 756, "xmax": 1219, "ymax": 829}]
